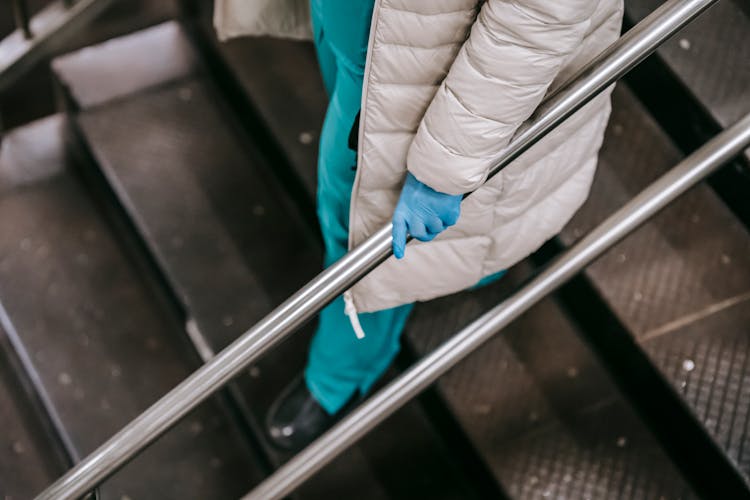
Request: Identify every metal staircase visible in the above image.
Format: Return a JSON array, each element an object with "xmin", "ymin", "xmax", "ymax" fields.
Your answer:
[{"xmin": 0, "ymin": 0, "xmax": 749, "ymax": 499}]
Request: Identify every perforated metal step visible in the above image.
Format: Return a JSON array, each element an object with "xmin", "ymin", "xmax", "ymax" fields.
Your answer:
[
  {"xmin": 405, "ymin": 262, "xmax": 696, "ymax": 499},
  {"xmin": 561, "ymin": 84, "xmax": 750, "ymax": 480}
]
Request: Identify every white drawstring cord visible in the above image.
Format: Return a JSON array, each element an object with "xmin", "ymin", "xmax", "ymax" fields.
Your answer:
[{"xmin": 343, "ymin": 291, "xmax": 366, "ymax": 339}]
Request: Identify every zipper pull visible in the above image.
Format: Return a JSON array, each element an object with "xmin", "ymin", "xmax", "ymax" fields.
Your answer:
[{"xmin": 343, "ymin": 291, "xmax": 366, "ymax": 339}]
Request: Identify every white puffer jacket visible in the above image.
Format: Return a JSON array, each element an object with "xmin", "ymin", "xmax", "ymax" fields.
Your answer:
[{"xmin": 216, "ymin": 0, "xmax": 624, "ymax": 313}]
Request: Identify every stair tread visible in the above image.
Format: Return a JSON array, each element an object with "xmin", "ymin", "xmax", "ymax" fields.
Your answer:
[
  {"xmin": 52, "ymin": 21, "xmax": 199, "ymax": 109},
  {"xmin": 563, "ymin": 86, "xmax": 750, "ymax": 336},
  {"xmin": 0, "ymin": 345, "xmax": 60, "ymax": 499},
  {"xmin": 406, "ymin": 262, "xmax": 695, "ymax": 499},
  {"xmin": 626, "ymin": 0, "xmax": 750, "ymax": 130},
  {"xmin": 642, "ymin": 303, "xmax": 750, "ymax": 474},
  {"xmin": 492, "ymin": 398, "xmax": 696, "ymax": 500},
  {"xmin": 74, "ymin": 76, "xmax": 326, "ymax": 485},
  {"xmin": 0, "ymin": 117, "xmax": 265, "ymax": 499},
  {"xmin": 561, "ymin": 84, "xmax": 750, "ymax": 478},
  {"xmin": 77, "ymin": 78, "xmax": 321, "ymax": 352},
  {"xmin": 0, "ymin": 1, "xmax": 182, "ymax": 130},
  {"xmin": 208, "ymin": 32, "xmax": 326, "ymax": 199}
]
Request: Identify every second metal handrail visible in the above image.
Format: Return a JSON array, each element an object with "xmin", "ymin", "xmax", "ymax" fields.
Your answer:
[{"xmin": 35, "ymin": 0, "xmax": 720, "ymax": 497}]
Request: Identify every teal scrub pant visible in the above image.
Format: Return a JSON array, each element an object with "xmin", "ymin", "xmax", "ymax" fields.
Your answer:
[
  {"xmin": 304, "ymin": 0, "xmax": 505, "ymax": 415},
  {"xmin": 304, "ymin": 0, "xmax": 414, "ymax": 416}
]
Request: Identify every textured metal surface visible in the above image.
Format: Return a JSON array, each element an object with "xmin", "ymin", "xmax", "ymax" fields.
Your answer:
[
  {"xmin": 299, "ymin": 381, "xmax": 480, "ymax": 500},
  {"xmin": 493, "ymin": 400, "xmax": 696, "ymax": 500},
  {"xmin": 626, "ymin": 0, "xmax": 750, "ymax": 128},
  {"xmin": 210, "ymin": 33, "xmax": 326, "ymax": 198},
  {"xmin": 405, "ymin": 262, "xmax": 695, "ymax": 499},
  {"xmin": 407, "ymin": 264, "xmax": 610, "ymax": 445},
  {"xmin": 562, "ymin": 85, "xmax": 750, "ymax": 337},
  {"xmin": 0, "ymin": 166, "xmax": 264, "ymax": 497},
  {"xmin": 0, "ymin": 343, "xmax": 60, "ymax": 500},
  {"xmin": 642, "ymin": 304, "xmax": 750, "ymax": 476},
  {"xmin": 75, "ymin": 74, "xmax": 476, "ymax": 497},
  {"xmin": 561, "ymin": 85, "xmax": 750, "ymax": 478}
]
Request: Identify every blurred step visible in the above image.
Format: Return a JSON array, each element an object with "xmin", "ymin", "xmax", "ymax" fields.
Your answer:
[
  {"xmin": 405, "ymin": 262, "xmax": 696, "ymax": 499},
  {"xmin": 0, "ymin": 335, "xmax": 62, "ymax": 500},
  {"xmin": 560, "ymin": 84, "xmax": 750, "ymax": 479},
  {"xmin": 54, "ymin": 22, "xmax": 481, "ymax": 499},
  {"xmin": 52, "ymin": 20, "xmax": 198, "ymax": 109},
  {"xmin": 188, "ymin": 12, "xmax": 326, "ymax": 201},
  {"xmin": 0, "ymin": 114, "xmax": 266, "ymax": 498},
  {"xmin": 1, "ymin": 0, "xmax": 182, "ymax": 130}
]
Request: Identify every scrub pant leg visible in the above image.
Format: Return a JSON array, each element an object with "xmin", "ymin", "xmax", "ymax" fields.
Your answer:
[{"xmin": 305, "ymin": 0, "xmax": 414, "ymax": 416}]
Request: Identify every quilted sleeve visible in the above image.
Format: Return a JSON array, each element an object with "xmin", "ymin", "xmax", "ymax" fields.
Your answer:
[{"xmin": 406, "ymin": 0, "xmax": 601, "ymax": 195}]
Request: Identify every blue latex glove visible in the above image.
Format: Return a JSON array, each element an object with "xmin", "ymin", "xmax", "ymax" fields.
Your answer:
[{"xmin": 392, "ymin": 172, "xmax": 462, "ymax": 259}]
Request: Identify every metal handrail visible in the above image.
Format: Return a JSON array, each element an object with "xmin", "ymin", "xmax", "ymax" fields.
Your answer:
[
  {"xmin": 244, "ymin": 110, "xmax": 750, "ymax": 500},
  {"xmin": 35, "ymin": 0, "xmax": 720, "ymax": 498}
]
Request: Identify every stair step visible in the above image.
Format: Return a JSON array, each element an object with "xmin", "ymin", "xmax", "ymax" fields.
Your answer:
[
  {"xmin": 405, "ymin": 262, "xmax": 696, "ymax": 499},
  {"xmin": 561, "ymin": 84, "xmax": 750, "ymax": 478},
  {"xmin": 77, "ymin": 78, "xmax": 321, "ymax": 349},
  {"xmin": 191, "ymin": 11, "xmax": 325, "ymax": 201},
  {"xmin": 52, "ymin": 21, "xmax": 198, "ymax": 109},
  {"xmin": 56, "ymin": 24, "xmax": 480, "ymax": 498},
  {"xmin": 0, "ymin": 339, "xmax": 61, "ymax": 500},
  {"xmin": 0, "ymin": 114, "xmax": 71, "ymax": 499},
  {"xmin": 0, "ymin": 0, "xmax": 181, "ymax": 131},
  {"xmin": 625, "ymin": 0, "xmax": 750, "ymax": 163},
  {"xmin": 205, "ymin": 33, "xmax": 326, "ymax": 199},
  {"xmin": 0, "ymin": 115, "xmax": 265, "ymax": 498},
  {"xmin": 491, "ymin": 398, "xmax": 693, "ymax": 499}
]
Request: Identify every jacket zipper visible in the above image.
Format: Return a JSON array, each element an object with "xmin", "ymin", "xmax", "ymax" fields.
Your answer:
[
  {"xmin": 348, "ymin": 0, "xmax": 381, "ymax": 255},
  {"xmin": 343, "ymin": 0, "xmax": 382, "ymax": 337}
]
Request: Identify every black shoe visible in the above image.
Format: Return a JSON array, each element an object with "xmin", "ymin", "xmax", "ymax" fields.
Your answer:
[{"xmin": 266, "ymin": 376, "xmax": 357, "ymax": 452}]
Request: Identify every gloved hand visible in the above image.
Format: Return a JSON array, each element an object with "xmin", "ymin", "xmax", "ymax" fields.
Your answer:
[{"xmin": 392, "ymin": 172, "xmax": 462, "ymax": 259}]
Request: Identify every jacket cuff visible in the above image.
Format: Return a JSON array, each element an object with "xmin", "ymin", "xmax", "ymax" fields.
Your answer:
[{"xmin": 407, "ymin": 124, "xmax": 493, "ymax": 196}]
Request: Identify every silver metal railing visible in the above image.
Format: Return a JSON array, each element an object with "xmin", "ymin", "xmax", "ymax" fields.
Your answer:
[
  {"xmin": 35, "ymin": 0, "xmax": 721, "ymax": 498},
  {"xmin": 0, "ymin": 0, "xmax": 114, "ymax": 94},
  {"xmin": 244, "ymin": 111, "xmax": 750, "ymax": 500}
]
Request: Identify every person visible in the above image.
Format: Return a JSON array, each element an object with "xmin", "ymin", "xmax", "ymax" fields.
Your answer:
[{"xmin": 215, "ymin": 0, "xmax": 624, "ymax": 450}]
